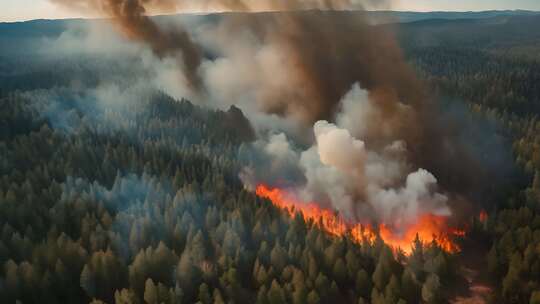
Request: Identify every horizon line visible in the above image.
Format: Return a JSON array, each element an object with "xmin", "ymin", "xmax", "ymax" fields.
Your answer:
[{"xmin": 1, "ymin": 8, "xmax": 539, "ymax": 24}]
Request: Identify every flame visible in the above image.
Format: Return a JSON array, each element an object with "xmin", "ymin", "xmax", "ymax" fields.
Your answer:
[
  {"xmin": 479, "ymin": 210, "xmax": 488, "ymax": 223},
  {"xmin": 255, "ymin": 183, "xmax": 351, "ymax": 237},
  {"xmin": 379, "ymin": 215, "xmax": 464, "ymax": 253},
  {"xmin": 255, "ymin": 184, "xmax": 465, "ymax": 254}
]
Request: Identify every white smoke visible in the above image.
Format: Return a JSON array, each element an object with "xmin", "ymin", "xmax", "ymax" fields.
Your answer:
[
  {"xmin": 41, "ymin": 17, "xmax": 450, "ymax": 226},
  {"xmin": 249, "ymin": 84, "xmax": 451, "ymax": 227},
  {"xmin": 369, "ymin": 169, "xmax": 450, "ymax": 227},
  {"xmin": 337, "ymin": 83, "xmax": 413, "ymax": 142},
  {"xmin": 199, "ymin": 24, "xmax": 315, "ymax": 133},
  {"xmin": 314, "ymin": 120, "xmax": 366, "ymax": 172},
  {"xmin": 239, "ymin": 133, "xmax": 304, "ymax": 190}
]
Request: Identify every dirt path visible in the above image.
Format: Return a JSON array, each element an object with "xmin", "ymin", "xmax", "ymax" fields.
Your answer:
[{"xmin": 451, "ymin": 267, "xmax": 492, "ymax": 304}]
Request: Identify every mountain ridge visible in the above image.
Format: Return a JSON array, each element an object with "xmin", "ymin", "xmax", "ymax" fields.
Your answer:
[{"xmin": 1, "ymin": 9, "xmax": 538, "ymax": 25}]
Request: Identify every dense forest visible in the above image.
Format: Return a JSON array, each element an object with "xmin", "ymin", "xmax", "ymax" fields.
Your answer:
[
  {"xmin": 1, "ymin": 11, "xmax": 540, "ymax": 304},
  {"xmin": 0, "ymin": 90, "xmax": 464, "ymax": 304},
  {"xmin": 400, "ymin": 15, "xmax": 540, "ymax": 304}
]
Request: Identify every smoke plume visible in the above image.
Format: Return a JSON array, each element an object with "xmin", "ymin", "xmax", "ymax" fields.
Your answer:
[
  {"xmin": 51, "ymin": 0, "xmax": 203, "ymax": 90},
  {"xmin": 49, "ymin": 0, "xmax": 506, "ymax": 229},
  {"xmin": 242, "ymin": 109, "xmax": 450, "ymax": 230}
]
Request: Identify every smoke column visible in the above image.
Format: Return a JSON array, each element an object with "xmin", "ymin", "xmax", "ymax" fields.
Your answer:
[
  {"xmin": 51, "ymin": 0, "xmax": 203, "ymax": 90},
  {"xmin": 203, "ymin": 1, "xmax": 487, "ymax": 201},
  {"xmin": 50, "ymin": 0, "xmax": 500, "ymax": 227}
]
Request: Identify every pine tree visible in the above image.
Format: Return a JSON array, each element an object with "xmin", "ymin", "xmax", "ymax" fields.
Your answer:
[
  {"xmin": 384, "ymin": 274, "xmax": 401, "ymax": 303},
  {"xmin": 267, "ymin": 280, "xmax": 286, "ymax": 304},
  {"xmin": 144, "ymin": 278, "xmax": 158, "ymax": 304},
  {"xmin": 530, "ymin": 291, "xmax": 540, "ymax": 304},
  {"xmin": 198, "ymin": 283, "xmax": 212, "ymax": 304},
  {"xmin": 422, "ymin": 274, "xmax": 442, "ymax": 304},
  {"xmin": 307, "ymin": 290, "xmax": 320, "ymax": 304},
  {"xmin": 487, "ymin": 244, "xmax": 500, "ymax": 276},
  {"xmin": 372, "ymin": 259, "xmax": 390, "ymax": 291},
  {"xmin": 332, "ymin": 257, "xmax": 347, "ymax": 284},
  {"xmin": 353, "ymin": 268, "xmax": 370, "ymax": 298},
  {"xmin": 401, "ymin": 269, "xmax": 418, "ymax": 303},
  {"xmin": 115, "ymin": 289, "xmax": 140, "ymax": 304},
  {"xmin": 80, "ymin": 265, "xmax": 96, "ymax": 298}
]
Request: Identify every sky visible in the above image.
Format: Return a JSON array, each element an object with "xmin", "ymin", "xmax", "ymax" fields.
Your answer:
[{"xmin": 1, "ymin": 0, "xmax": 540, "ymax": 22}]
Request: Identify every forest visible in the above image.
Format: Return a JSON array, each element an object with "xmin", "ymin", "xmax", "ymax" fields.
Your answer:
[{"xmin": 1, "ymin": 11, "xmax": 540, "ymax": 304}]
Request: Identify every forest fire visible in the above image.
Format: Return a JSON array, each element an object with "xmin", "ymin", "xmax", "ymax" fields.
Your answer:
[
  {"xmin": 256, "ymin": 184, "xmax": 465, "ymax": 254},
  {"xmin": 379, "ymin": 215, "xmax": 465, "ymax": 254}
]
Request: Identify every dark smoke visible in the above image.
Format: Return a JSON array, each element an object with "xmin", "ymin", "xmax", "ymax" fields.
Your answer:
[
  {"xmin": 221, "ymin": 11, "xmax": 420, "ymax": 126},
  {"xmin": 215, "ymin": 7, "xmax": 508, "ymax": 216},
  {"xmin": 217, "ymin": 9, "xmax": 488, "ymax": 201},
  {"xmin": 49, "ymin": 0, "xmax": 507, "ymax": 217},
  {"xmin": 52, "ymin": 0, "xmax": 203, "ymax": 91}
]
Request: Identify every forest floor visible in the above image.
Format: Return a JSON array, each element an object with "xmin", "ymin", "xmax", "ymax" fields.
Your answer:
[
  {"xmin": 450, "ymin": 233, "xmax": 495, "ymax": 304},
  {"xmin": 450, "ymin": 267, "xmax": 492, "ymax": 304}
]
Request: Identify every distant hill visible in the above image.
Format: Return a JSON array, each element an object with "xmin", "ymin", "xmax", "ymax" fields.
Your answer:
[
  {"xmin": 367, "ymin": 10, "xmax": 539, "ymax": 24},
  {"xmin": 396, "ymin": 14, "xmax": 540, "ymax": 49},
  {"xmin": 1, "ymin": 9, "xmax": 538, "ymax": 29},
  {"xmin": 1, "ymin": 10, "xmax": 539, "ymax": 55}
]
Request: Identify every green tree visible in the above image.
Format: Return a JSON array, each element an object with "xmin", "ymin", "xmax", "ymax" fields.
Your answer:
[
  {"xmin": 384, "ymin": 274, "xmax": 401, "ymax": 303},
  {"xmin": 270, "ymin": 242, "xmax": 287, "ymax": 272},
  {"xmin": 198, "ymin": 283, "xmax": 212, "ymax": 304},
  {"xmin": 144, "ymin": 279, "xmax": 158, "ymax": 304},
  {"xmin": 372, "ymin": 259, "xmax": 390, "ymax": 291},
  {"xmin": 356, "ymin": 269, "xmax": 371, "ymax": 298},
  {"xmin": 307, "ymin": 290, "xmax": 320, "ymax": 304},
  {"xmin": 401, "ymin": 269, "xmax": 418, "ymax": 303},
  {"xmin": 530, "ymin": 291, "xmax": 540, "ymax": 304},
  {"xmin": 502, "ymin": 268, "xmax": 521, "ymax": 303},
  {"xmin": 332, "ymin": 257, "xmax": 347, "ymax": 284},
  {"xmin": 267, "ymin": 280, "xmax": 286, "ymax": 304},
  {"xmin": 80, "ymin": 265, "xmax": 96, "ymax": 298},
  {"xmin": 213, "ymin": 289, "xmax": 225, "ymax": 304},
  {"xmin": 115, "ymin": 289, "xmax": 140, "ymax": 304},
  {"xmin": 487, "ymin": 244, "xmax": 500, "ymax": 276},
  {"xmin": 422, "ymin": 274, "xmax": 442, "ymax": 304}
]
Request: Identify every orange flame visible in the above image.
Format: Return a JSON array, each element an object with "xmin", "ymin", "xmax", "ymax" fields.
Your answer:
[
  {"xmin": 256, "ymin": 184, "xmax": 465, "ymax": 254},
  {"xmin": 379, "ymin": 215, "xmax": 464, "ymax": 253},
  {"xmin": 479, "ymin": 210, "xmax": 488, "ymax": 223}
]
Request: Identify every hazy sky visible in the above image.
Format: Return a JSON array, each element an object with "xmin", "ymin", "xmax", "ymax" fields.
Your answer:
[{"xmin": 1, "ymin": 0, "xmax": 540, "ymax": 22}]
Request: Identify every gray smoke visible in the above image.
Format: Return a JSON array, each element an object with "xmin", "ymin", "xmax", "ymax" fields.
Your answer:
[
  {"xmin": 45, "ymin": 1, "xmax": 513, "ymax": 228},
  {"xmin": 242, "ymin": 89, "xmax": 451, "ymax": 228}
]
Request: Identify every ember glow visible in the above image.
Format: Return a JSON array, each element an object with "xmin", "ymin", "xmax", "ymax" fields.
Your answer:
[
  {"xmin": 256, "ymin": 184, "xmax": 465, "ymax": 254},
  {"xmin": 479, "ymin": 209, "xmax": 488, "ymax": 223},
  {"xmin": 379, "ymin": 215, "xmax": 465, "ymax": 254}
]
